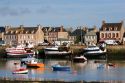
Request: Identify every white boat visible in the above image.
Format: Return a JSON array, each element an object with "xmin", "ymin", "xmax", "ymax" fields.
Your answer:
[
  {"xmin": 73, "ymin": 55, "xmax": 87, "ymax": 63},
  {"xmin": 84, "ymin": 49, "xmax": 107, "ymax": 56},
  {"xmin": 12, "ymin": 68, "xmax": 28, "ymax": 74},
  {"xmin": 83, "ymin": 44, "xmax": 107, "ymax": 57},
  {"xmin": 44, "ymin": 46, "xmax": 71, "ymax": 55},
  {"xmin": 83, "ymin": 45, "xmax": 100, "ymax": 52},
  {"xmin": 5, "ymin": 44, "xmax": 35, "ymax": 57}
]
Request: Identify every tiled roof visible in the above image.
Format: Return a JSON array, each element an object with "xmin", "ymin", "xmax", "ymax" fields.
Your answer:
[
  {"xmin": 42, "ymin": 27, "xmax": 51, "ymax": 33},
  {"xmin": 0, "ymin": 27, "xmax": 5, "ymax": 32},
  {"xmin": 50, "ymin": 27, "xmax": 66, "ymax": 32},
  {"xmin": 4, "ymin": 27, "xmax": 38, "ymax": 35},
  {"xmin": 100, "ymin": 22, "xmax": 123, "ymax": 31}
]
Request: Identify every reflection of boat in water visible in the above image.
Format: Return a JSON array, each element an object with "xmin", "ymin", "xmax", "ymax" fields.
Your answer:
[
  {"xmin": 12, "ymin": 68, "xmax": 28, "ymax": 74},
  {"xmin": 29, "ymin": 67, "xmax": 45, "ymax": 74},
  {"xmin": 52, "ymin": 64, "xmax": 70, "ymax": 71},
  {"xmin": 21, "ymin": 55, "xmax": 36, "ymax": 64},
  {"xmin": 26, "ymin": 59, "xmax": 44, "ymax": 68},
  {"xmin": 73, "ymin": 55, "xmax": 87, "ymax": 63}
]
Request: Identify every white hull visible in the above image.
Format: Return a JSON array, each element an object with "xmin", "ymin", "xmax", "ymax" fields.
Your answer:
[
  {"xmin": 7, "ymin": 52, "xmax": 34, "ymax": 56},
  {"xmin": 44, "ymin": 51, "xmax": 70, "ymax": 55},
  {"xmin": 12, "ymin": 69, "xmax": 28, "ymax": 74},
  {"xmin": 84, "ymin": 49, "xmax": 106, "ymax": 56}
]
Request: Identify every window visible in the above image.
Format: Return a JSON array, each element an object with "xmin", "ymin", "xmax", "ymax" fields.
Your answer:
[
  {"xmin": 108, "ymin": 33, "xmax": 111, "ymax": 38},
  {"xmin": 112, "ymin": 33, "xmax": 115, "ymax": 38},
  {"xmin": 115, "ymin": 27, "xmax": 118, "ymax": 31},
  {"xmin": 101, "ymin": 33, "xmax": 104, "ymax": 38},
  {"xmin": 116, "ymin": 33, "xmax": 119, "ymax": 38},
  {"xmin": 105, "ymin": 33, "xmax": 108, "ymax": 38}
]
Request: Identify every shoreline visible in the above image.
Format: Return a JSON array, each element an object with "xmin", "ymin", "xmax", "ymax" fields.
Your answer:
[{"xmin": 1, "ymin": 45, "xmax": 125, "ymax": 60}]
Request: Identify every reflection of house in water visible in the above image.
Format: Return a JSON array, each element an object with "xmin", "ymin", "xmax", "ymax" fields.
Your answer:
[{"xmin": 46, "ymin": 60, "xmax": 71, "ymax": 67}]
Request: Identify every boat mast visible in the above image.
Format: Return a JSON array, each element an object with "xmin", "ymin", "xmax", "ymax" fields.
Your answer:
[{"xmin": 80, "ymin": 26, "xmax": 83, "ymax": 45}]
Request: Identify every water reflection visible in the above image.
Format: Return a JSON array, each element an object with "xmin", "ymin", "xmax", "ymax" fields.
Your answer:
[{"xmin": 1, "ymin": 59, "xmax": 125, "ymax": 81}]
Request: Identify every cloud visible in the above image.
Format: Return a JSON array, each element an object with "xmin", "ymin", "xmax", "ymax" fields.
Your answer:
[{"xmin": 0, "ymin": 7, "xmax": 31, "ymax": 16}]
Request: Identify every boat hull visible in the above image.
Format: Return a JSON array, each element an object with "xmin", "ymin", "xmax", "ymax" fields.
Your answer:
[
  {"xmin": 27, "ymin": 63, "xmax": 44, "ymax": 68},
  {"xmin": 12, "ymin": 68, "xmax": 28, "ymax": 74},
  {"xmin": 52, "ymin": 66, "xmax": 70, "ymax": 71},
  {"xmin": 44, "ymin": 50, "xmax": 71, "ymax": 55}
]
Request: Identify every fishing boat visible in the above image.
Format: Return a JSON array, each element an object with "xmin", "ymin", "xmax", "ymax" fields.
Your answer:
[
  {"xmin": 73, "ymin": 55, "xmax": 87, "ymax": 63},
  {"xmin": 52, "ymin": 64, "xmax": 70, "ymax": 71},
  {"xmin": 12, "ymin": 68, "xmax": 28, "ymax": 74},
  {"xmin": 44, "ymin": 46, "xmax": 71, "ymax": 55},
  {"xmin": 26, "ymin": 59, "xmax": 44, "ymax": 68},
  {"xmin": 5, "ymin": 44, "xmax": 35, "ymax": 58},
  {"xmin": 83, "ymin": 43, "xmax": 107, "ymax": 57}
]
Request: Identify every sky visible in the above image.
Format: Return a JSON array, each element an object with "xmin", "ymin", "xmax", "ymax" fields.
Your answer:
[{"xmin": 0, "ymin": 0, "xmax": 125, "ymax": 28}]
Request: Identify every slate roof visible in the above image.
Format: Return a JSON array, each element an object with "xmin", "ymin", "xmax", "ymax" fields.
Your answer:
[
  {"xmin": 0, "ymin": 27, "xmax": 5, "ymax": 32},
  {"xmin": 100, "ymin": 22, "xmax": 123, "ymax": 31},
  {"xmin": 42, "ymin": 27, "xmax": 51, "ymax": 33},
  {"xmin": 4, "ymin": 27, "xmax": 38, "ymax": 35},
  {"xmin": 50, "ymin": 27, "xmax": 66, "ymax": 32}
]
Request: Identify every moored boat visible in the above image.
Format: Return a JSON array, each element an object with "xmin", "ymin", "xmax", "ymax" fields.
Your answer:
[
  {"xmin": 52, "ymin": 64, "xmax": 70, "ymax": 71},
  {"xmin": 73, "ymin": 55, "xmax": 87, "ymax": 63},
  {"xmin": 12, "ymin": 68, "xmax": 28, "ymax": 74},
  {"xmin": 44, "ymin": 46, "xmax": 71, "ymax": 55},
  {"xmin": 26, "ymin": 59, "xmax": 44, "ymax": 68},
  {"xmin": 5, "ymin": 44, "xmax": 35, "ymax": 58},
  {"xmin": 83, "ymin": 44, "xmax": 107, "ymax": 58}
]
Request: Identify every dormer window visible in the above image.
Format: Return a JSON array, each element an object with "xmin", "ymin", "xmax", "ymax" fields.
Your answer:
[
  {"xmin": 103, "ymin": 27, "xmax": 106, "ymax": 31},
  {"xmin": 11, "ymin": 31, "xmax": 13, "ymax": 34},
  {"xmin": 110, "ymin": 27, "xmax": 112, "ymax": 31},
  {"xmin": 32, "ymin": 30, "xmax": 34, "ymax": 33},
  {"xmin": 115, "ymin": 27, "xmax": 118, "ymax": 31},
  {"xmin": 16, "ymin": 30, "xmax": 18, "ymax": 34},
  {"xmin": 26, "ymin": 31, "xmax": 28, "ymax": 34},
  {"xmin": 6, "ymin": 31, "xmax": 8, "ymax": 34}
]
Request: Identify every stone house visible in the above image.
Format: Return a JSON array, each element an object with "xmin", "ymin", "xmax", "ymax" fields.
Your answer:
[
  {"xmin": 99, "ymin": 20, "xmax": 124, "ymax": 44},
  {"xmin": 84, "ymin": 27, "xmax": 98, "ymax": 45},
  {"xmin": 48, "ymin": 26, "xmax": 68, "ymax": 44},
  {"xmin": 4, "ymin": 25, "xmax": 44, "ymax": 45}
]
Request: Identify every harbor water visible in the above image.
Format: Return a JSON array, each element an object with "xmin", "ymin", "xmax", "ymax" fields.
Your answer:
[{"xmin": 0, "ymin": 58, "xmax": 125, "ymax": 82}]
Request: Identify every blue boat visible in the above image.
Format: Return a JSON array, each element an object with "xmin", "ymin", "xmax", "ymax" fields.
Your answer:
[{"xmin": 52, "ymin": 64, "xmax": 70, "ymax": 71}]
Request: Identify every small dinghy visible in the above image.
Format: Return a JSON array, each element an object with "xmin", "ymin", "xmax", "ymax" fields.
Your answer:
[
  {"xmin": 26, "ymin": 59, "xmax": 44, "ymax": 68},
  {"xmin": 12, "ymin": 68, "xmax": 28, "ymax": 74},
  {"xmin": 52, "ymin": 64, "xmax": 70, "ymax": 71}
]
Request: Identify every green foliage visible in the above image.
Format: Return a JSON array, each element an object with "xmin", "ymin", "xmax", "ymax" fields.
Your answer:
[{"xmin": 75, "ymin": 36, "xmax": 81, "ymax": 44}]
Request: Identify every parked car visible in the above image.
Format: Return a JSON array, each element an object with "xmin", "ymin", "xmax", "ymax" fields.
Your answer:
[{"xmin": 104, "ymin": 40, "xmax": 118, "ymax": 45}]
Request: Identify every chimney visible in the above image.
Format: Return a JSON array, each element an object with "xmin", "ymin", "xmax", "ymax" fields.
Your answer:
[
  {"xmin": 60, "ymin": 25, "xmax": 64, "ymax": 32},
  {"xmin": 5, "ymin": 25, "xmax": 11, "ymax": 31},
  {"xmin": 121, "ymin": 20, "xmax": 124, "ymax": 24},
  {"xmin": 102, "ymin": 20, "xmax": 105, "ymax": 25},
  {"xmin": 20, "ymin": 25, "xmax": 24, "ymax": 29}
]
